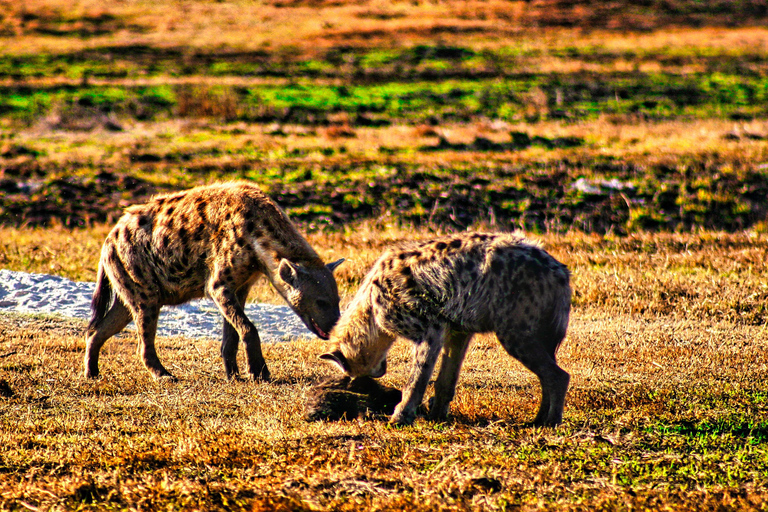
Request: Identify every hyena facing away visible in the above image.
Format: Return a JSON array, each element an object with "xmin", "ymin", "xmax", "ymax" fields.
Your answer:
[
  {"xmin": 85, "ymin": 181, "xmax": 344, "ymax": 382},
  {"xmin": 321, "ymin": 232, "xmax": 571, "ymax": 426}
]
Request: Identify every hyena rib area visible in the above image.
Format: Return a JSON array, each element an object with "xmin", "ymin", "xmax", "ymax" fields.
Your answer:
[
  {"xmin": 322, "ymin": 232, "xmax": 571, "ymax": 426},
  {"xmin": 85, "ymin": 181, "xmax": 344, "ymax": 382}
]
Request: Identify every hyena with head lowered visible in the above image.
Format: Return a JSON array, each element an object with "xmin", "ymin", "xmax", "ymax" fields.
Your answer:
[
  {"xmin": 321, "ymin": 232, "xmax": 571, "ymax": 426},
  {"xmin": 85, "ymin": 181, "xmax": 344, "ymax": 382}
]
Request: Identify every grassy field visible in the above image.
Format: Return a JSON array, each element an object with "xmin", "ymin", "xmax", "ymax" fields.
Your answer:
[
  {"xmin": 2, "ymin": 0, "xmax": 768, "ymax": 510},
  {"xmin": 2, "ymin": 229, "xmax": 768, "ymax": 510}
]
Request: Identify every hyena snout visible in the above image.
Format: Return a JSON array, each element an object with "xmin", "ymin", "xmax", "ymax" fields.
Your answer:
[
  {"xmin": 278, "ymin": 258, "xmax": 344, "ymax": 339},
  {"xmin": 302, "ymin": 295, "xmax": 341, "ymax": 339}
]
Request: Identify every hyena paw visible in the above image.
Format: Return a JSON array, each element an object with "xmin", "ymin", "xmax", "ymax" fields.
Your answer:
[
  {"xmin": 83, "ymin": 369, "xmax": 100, "ymax": 379},
  {"xmin": 389, "ymin": 406, "xmax": 416, "ymax": 426},
  {"xmin": 249, "ymin": 366, "xmax": 271, "ymax": 382},
  {"xmin": 426, "ymin": 396, "xmax": 450, "ymax": 421}
]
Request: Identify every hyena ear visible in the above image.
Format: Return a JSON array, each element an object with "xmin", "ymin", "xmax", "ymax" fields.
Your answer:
[
  {"xmin": 319, "ymin": 350, "xmax": 351, "ymax": 374},
  {"xmin": 278, "ymin": 259, "xmax": 300, "ymax": 286},
  {"xmin": 326, "ymin": 258, "xmax": 345, "ymax": 273}
]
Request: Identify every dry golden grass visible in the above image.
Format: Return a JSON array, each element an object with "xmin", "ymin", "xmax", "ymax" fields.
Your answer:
[
  {"xmin": 1, "ymin": 257, "xmax": 767, "ymax": 509},
  {"xmin": 2, "ymin": 227, "xmax": 768, "ymax": 508},
  {"xmin": 5, "ymin": 0, "xmax": 768, "ymax": 59}
]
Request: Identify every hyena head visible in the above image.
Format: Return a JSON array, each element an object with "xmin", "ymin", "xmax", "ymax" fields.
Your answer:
[
  {"xmin": 320, "ymin": 301, "xmax": 394, "ymax": 378},
  {"xmin": 276, "ymin": 258, "xmax": 345, "ymax": 339}
]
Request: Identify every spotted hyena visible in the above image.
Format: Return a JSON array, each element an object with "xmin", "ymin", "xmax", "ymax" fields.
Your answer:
[
  {"xmin": 321, "ymin": 232, "xmax": 571, "ymax": 426},
  {"xmin": 84, "ymin": 181, "xmax": 344, "ymax": 382}
]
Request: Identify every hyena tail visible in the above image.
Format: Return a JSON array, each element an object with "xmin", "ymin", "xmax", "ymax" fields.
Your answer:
[
  {"xmin": 540, "ymin": 277, "xmax": 572, "ymax": 359},
  {"xmin": 87, "ymin": 261, "xmax": 113, "ymax": 334}
]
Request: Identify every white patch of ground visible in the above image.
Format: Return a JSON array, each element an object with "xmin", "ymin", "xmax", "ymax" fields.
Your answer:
[{"xmin": 0, "ymin": 269, "xmax": 315, "ymax": 342}]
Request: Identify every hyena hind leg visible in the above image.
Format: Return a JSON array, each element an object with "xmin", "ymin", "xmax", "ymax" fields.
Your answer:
[
  {"xmin": 429, "ymin": 330, "xmax": 473, "ymax": 421},
  {"xmin": 221, "ymin": 286, "xmax": 252, "ymax": 380},
  {"xmin": 498, "ymin": 332, "xmax": 570, "ymax": 427},
  {"xmin": 84, "ymin": 299, "xmax": 132, "ymax": 378}
]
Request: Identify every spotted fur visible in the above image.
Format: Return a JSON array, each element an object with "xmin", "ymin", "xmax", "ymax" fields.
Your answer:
[
  {"xmin": 321, "ymin": 232, "xmax": 571, "ymax": 426},
  {"xmin": 85, "ymin": 181, "xmax": 343, "ymax": 381}
]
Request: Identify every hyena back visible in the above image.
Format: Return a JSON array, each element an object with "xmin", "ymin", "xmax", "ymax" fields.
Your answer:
[
  {"xmin": 85, "ymin": 181, "xmax": 343, "ymax": 382},
  {"xmin": 321, "ymin": 232, "xmax": 571, "ymax": 426}
]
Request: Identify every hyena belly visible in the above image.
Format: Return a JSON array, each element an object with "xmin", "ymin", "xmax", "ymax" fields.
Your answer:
[
  {"xmin": 85, "ymin": 181, "xmax": 343, "ymax": 382},
  {"xmin": 323, "ymin": 233, "xmax": 571, "ymax": 427}
]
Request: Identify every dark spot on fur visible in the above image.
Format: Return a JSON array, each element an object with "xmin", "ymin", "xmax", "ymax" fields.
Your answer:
[
  {"xmin": 178, "ymin": 226, "xmax": 187, "ymax": 239},
  {"xmin": 401, "ymin": 266, "xmax": 412, "ymax": 276},
  {"xmin": 490, "ymin": 259, "xmax": 503, "ymax": 274},
  {"xmin": 398, "ymin": 252, "xmax": 407, "ymax": 260},
  {"xmin": 450, "ymin": 238, "xmax": 462, "ymax": 249},
  {"xmin": 139, "ymin": 291, "xmax": 149, "ymax": 301},
  {"xmin": 246, "ymin": 220, "xmax": 255, "ymax": 232},
  {"xmin": 372, "ymin": 279, "xmax": 382, "ymax": 290},
  {"xmin": 193, "ymin": 225, "xmax": 205, "ymax": 242},
  {"xmin": 435, "ymin": 242, "xmax": 447, "ymax": 251},
  {"xmin": 225, "ymin": 212, "xmax": 232, "ymax": 221},
  {"xmin": 405, "ymin": 277, "xmax": 417, "ymax": 289},
  {"xmin": 196, "ymin": 201, "xmax": 207, "ymax": 221},
  {"xmin": 236, "ymin": 237, "xmax": 247, "ymax": 247},
  {"xmin": 138, "ymin": 215, "xmax": 150, "ymax": 228},
  {"xmin": 165, "ymin": 206, "xmax": 175, "ymax": 216}
]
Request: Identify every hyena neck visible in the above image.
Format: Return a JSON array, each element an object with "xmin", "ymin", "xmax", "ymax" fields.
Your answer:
[
  {"xmin": 268, "ymin": 238, "xmax": 323, "ymax": 268},
  {"xmin": 337, "ymin": 285, "xmax": 381, "ymax": 351},
  {"xmin": 255, "ymin": 230, "xmax": 325, "ymax": 296}
]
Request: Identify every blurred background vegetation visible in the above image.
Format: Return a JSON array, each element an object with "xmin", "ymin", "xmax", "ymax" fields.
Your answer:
[{"xmin": 2, "ymin": 0, "xmax": 768, "ymax": 234}]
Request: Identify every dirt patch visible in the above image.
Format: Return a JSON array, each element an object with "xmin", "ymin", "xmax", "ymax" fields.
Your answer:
[{"xmin": 0, "ymin": 172, "xmax": 159, "ymax": 227}]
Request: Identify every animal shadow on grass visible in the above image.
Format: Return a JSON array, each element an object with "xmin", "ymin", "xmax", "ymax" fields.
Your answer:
[
  {"xmin": 304, "ymin": 375, "xmax": 402, "ymax": 422},
  {"xmin": 304, "ymin": 378, "xmax": 544, "ymax": 427}
]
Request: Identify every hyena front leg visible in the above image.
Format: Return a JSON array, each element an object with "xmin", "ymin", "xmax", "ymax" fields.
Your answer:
[
  {"xmin": 209, "ymin": 277, "xmax": 270, "ymax": 382},
  {"xmin": 390, "ymin": 324, "xmax": 446, "ymax": 426},
  {"xmin": 429, "ymin": 330, "xmax": 473, "ymax": 421},
  {"xmin": 134, "ymin": 304, "xmax": 176, "ymax": 381},
  {"xmin": 84, "ymin": 300, "xmax": 132, "ymax": 378},
  {"xmin": 220, "ymin": 286, "xmax": 252, "ymax": 379},
  {"xmin": 498, "ymin": 331, "xmax": 569, "ymax": 426}
]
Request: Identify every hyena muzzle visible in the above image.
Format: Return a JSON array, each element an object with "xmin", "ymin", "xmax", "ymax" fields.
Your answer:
[
  {"xmin": 321, "ymin": 232, "xmax": 571, "ymax": 426},
  {"xmin": 84, "ymin": 181, "xmax": 343, "ymax": 382}
]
